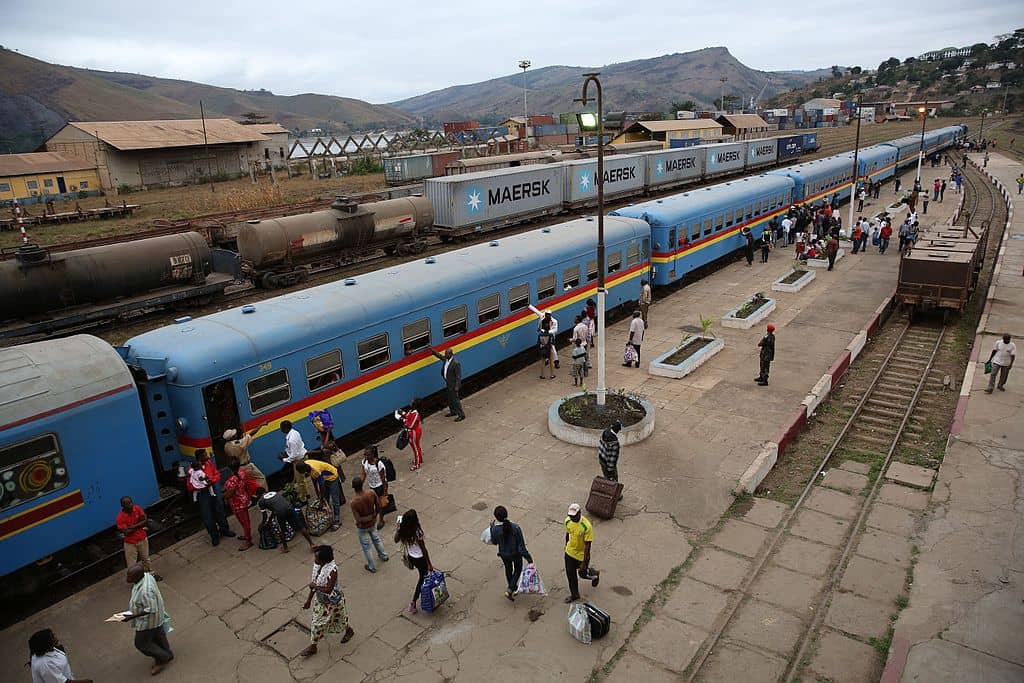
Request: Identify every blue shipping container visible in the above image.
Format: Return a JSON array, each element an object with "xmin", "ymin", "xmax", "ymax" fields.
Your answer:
[
  {"xmin": 801, "ymin": 132, "xmax": 818, "ymax": 150},
  {"xmin": 669, "ymin": 138, "xmax": 702, "ymax": 149},
  {"xmin": 777, "ymin": 135, "xmax": 803, "ymax": 160},
  {"xmin": 534, "ymin": 124, "xmax": 569, "ymax": 136}
]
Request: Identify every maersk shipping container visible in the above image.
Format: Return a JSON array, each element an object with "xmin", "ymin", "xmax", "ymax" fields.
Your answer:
[
  {"xmin": 641, "ymin": 147, "xmax": 704, "ymax": 191},
  {"xmin": 424, "ymin": 164, "xmax": 566, "ymax": 232},
  {"xmin": 562, "ymin": 155, "xmax": 645, "ymax": 208},
  {"xmin": 699, "ymin": 142, "xmax": 745, "ymax": 178},
  {"xmin": 777, "ymin": 135, "xmax": 803, "ymax": 160},
  {"xmin": 744, "ymin": 138, "xmax": 778, "ymax": 171}
]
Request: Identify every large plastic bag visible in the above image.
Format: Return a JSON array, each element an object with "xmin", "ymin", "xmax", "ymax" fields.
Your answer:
[
  {"xmin": 420, "ymin": 570, "xmax": 449, "ymax": 613},
  {"xmin": 480, "ymin": 525, "xmax": 494, "ymax": 544},
  {"xmin": 517, "ymin": 563, "xmax": 546, "ymax": 595},
  {"xmin": 568, "ymin": 602, "xmax": 591, "ymax": 644}
]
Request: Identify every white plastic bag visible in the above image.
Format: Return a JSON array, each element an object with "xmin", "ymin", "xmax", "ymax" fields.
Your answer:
[
  {"xmin": 480, "ymin": 525, "xmax": 494, "ymax": 544},
  {"xmin": 517, "ymin": 563, "xmax": 546, "ymax": 595},
  {"xmin": 568, "ymin": 602, "xmax": 591, "ymax": 644}
]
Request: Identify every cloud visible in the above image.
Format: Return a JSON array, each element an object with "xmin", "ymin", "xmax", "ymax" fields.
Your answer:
[{"xmin": 1, "ymin": 0, "xmax": 1020, "ymax": 103}]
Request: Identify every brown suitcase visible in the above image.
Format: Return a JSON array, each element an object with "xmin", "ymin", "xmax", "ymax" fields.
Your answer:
[{"xmin": 585, "ymin": 476, "xmax": 623, "ymax": 519}]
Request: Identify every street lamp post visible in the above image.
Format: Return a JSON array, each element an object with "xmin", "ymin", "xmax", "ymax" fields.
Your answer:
[
  {"xmin": 719, "ymin": 76, "xmax": 728, "ymax": 112},
  {"xmin": 846, "ymin": 94, "xmax": 863, "ymax": 238},
  {"xmin": 914, "ymin": 102, "xmax": 928, "ymax": 189},
  {"xmin": 575, "ymin": 73, "xmax": 608, "ymax": 407},
  {"xmin": 519, "ymin": 60, "xmax": 531, "ymax": 130}
]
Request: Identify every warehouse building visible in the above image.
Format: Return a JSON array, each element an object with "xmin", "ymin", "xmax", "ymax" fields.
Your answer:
[
  {"xmin": 0, "ymin": 152, "xmax": 101, "ymax": 203},
  {"xmin": 45, "ymin": 119, "xmax": 270, "ymax": 190},
  {"xmin": 715, "ymin": 114, "xmax": 771, "ymax": 140},
  {"xmin": 246, "ymin": 122, "xmax": 290, "ymax": 168},
  {"xmin": 612, "ymin": 119, "xmax": 725, "ymax": 148}
]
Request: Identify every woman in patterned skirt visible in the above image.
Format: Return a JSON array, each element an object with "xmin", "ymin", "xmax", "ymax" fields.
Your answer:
[{"xmin": 300, "ymin": 545, "xmax": 354, "ymax": 656}]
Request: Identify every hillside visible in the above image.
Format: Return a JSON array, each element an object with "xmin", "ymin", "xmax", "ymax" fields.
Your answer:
[
  {"xmin": 389, "ymin": 47, "xmax": 823, "ymax": 123},
  {"xmin": 0, "ymin": 48, "xmax": 417, "ymax": 152}
]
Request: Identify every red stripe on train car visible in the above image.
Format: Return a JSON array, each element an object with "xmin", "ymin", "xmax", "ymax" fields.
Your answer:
[{"xmin": 0, "ymin": 490, "xmax": 85, "ymax": 540}]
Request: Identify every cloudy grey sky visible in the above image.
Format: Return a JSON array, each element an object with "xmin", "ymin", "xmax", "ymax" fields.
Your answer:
[{"xmin": 1, "ymin": 1, "xmax": 1020, "ymax": 103}]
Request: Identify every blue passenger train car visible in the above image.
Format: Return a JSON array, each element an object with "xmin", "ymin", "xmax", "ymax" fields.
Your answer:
[
  {"xmin": 118, "ymin": 217, "xmax": 652, "ymax": 475},
  {"xmin": 855, "ymin": 145, "xmax": 898, "ymax": 184},
  {"xmin": 767, "ymin": 154, "xmax": 854, "ymax": 206},
  {"xmin": 611, "ymin": 175, "xmax": 794, "ymax": 286},
  {"xmin": 0, "ymin": 336, "xmax": 160, "ymax": 577}
]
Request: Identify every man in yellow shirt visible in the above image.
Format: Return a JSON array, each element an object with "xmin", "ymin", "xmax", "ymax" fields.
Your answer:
[
  {"xmin": 564, "ymin": 503, "xmax": 599, "ymax": 603},
  {"xmin": 296, "ymin": 460, "xmax": 345, "ymax": 530}
]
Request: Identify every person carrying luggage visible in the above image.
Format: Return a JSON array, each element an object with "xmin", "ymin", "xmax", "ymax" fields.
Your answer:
[{"xmin": 563, "ymin": 503, "xmax": 599, "ymax": 604}]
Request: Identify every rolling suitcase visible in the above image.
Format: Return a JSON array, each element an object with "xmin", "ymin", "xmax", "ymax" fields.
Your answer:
[
  {"xmin": 585, "ymin": 476, "xmax": 623, "ymax": 519},
  {"xmin": 584, "ymin": 602, "xmax": 611, "ymax": 639}
]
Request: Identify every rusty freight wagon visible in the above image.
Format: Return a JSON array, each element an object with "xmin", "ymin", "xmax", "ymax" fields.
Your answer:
[{"xmin": 896, "ymin": 249, "xmax": 976, "ymax": 314}]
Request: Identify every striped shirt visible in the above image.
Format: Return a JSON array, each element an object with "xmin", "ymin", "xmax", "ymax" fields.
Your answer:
[{"xmin": 129, "ymin": 573, "xmax": 165, "ymax": 631}]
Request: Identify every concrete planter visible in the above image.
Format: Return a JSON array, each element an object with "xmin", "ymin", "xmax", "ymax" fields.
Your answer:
[
  {"xmin": 806, "ymin": 248, "xmax": 845, "ymax": 269},
  {"xmin": 722, "ymin": 297, "xmax": 776, "ymax": 329},
  {"xmin": 648, "ymin": 335, "xmax": 724, "ymax": 379},
  {"xmin": 771, "ymin": 268, "xmax": 816, "ymax": 293},
  {"xmin": 548, "ymin": 392, "xmax": 656, "ymax": 447}
]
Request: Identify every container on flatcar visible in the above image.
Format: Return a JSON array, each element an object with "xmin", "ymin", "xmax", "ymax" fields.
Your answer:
[
  {"xmin": 896, "ymin": 249, "xmax": 974, "ymax": 311},
  {"xmin": 443, "ymin": 151, "xmax": 560, "ymax": 175},
  {"xmin": 640, "ymin": 147, "xmax": 705, "ymax": 191},
  {"xmin": 384, "ymin": 154, "xmax": 433, "ymax": 185},
  {"xmin": 745, "ymin": 138, "xmax": 778, "ymax": 171},
  {"xmin": 777, "ymin": 135, "xmax": 803, "ymax": 160},
  {"xmin": 700, "ymin": 142, "xmax": 745, "ymax": 178},
  {"xmin": 425, "ymin": 164, "xmax": 567, "ymax": 232},
  {"xmin": 562, "ymin": 155, "xmax": 645, "ymax": 207}
]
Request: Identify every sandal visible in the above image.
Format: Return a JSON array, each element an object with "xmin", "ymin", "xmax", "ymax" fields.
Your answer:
[
  {"xmin": 299, "ymin": 645, "xmax": 317, "ymax": 658},
  {"xmin": 340, "ymin": 627, "xmax": 355, "ymax": 643}
]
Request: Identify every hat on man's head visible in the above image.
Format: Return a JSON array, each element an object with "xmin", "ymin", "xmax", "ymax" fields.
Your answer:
[
  {"xmin": 767, "ymin": 324, "xmax": 776, "ymax": 332},
  {"xmin": 223, "ymin": 429, "xmax": 238, "ymax": 441},
  {"xmin": 567, "ymin": 503, "xmax": 581, "ymax": 516}
]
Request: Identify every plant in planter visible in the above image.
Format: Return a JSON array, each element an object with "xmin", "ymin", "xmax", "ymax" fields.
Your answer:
[
  {"xmin": 735, "ymin": 292, "xmax": 769, "ymax": 319},
  {"xmin": 649, "ymin": 314, "xmax": 725, "ymax": 377},
  {"xmin": 699, "ymin": 313, "xmax": 715, "ymax": 338}
]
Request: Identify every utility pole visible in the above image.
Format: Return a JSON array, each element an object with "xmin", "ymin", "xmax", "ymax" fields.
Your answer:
[
  {"xmin": 846, "ymin": 94, "xmax": 863, "ymax": 238},
  {"xmin": 200, "ymin": 100, "xmax": 214, "ymax": 192},
  {"xmin": 519, "ymin": 60, "xmax": 531, "ymax": 151},
  {"xmin": 719, "ymin": 76, "xmax": 728, "ymax": 112}
]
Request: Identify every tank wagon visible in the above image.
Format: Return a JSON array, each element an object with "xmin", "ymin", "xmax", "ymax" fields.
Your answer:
[{"xmin": 237, "ymin": 196, "xmax": 434, "ymax": 287}]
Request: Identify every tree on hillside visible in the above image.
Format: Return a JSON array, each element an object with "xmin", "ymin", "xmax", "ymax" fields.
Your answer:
[
  {"xmin": 878, "ymin": 57, "xmax": 900, "ymax": 72},
  {"xmin": 849, "ymin": 66, "xmax": 862, "ymax": 75},
  {"xmin": 970, "ymin": 42, "xmax": 990, "ymax": 58},
  {"xmin": 718, "ymin": 94, "xmax": 739, "ymax": 110},
  {"xmin": 831, "ymin": 65, "xmax": 842, "ymax": 78},
  {"xmin": 240, "ymin": 111, "xmax": 270, "ymax": 125},
  {"xmin": 671, "ymin": 99, "xmax": 698, "ymax": 112}
]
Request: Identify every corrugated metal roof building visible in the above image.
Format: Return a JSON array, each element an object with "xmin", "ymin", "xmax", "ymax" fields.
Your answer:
[
  {"xmin": 45, "ymin": 119, "xmax": 272, "ymax": 190},
  {"xmin": 714, "ymin": 114, "xmax": 771, "ymax": 140},
  {"xmin": 0, "ymin": 152, "xmax": 101, "ymax": 203},
  {"xmin": 245, "ymin": 123, "xmax": 290, "ymax": 169},
  {"xmin": 612, "ymin": 120, "xmax": 725, "ymax": 148}
]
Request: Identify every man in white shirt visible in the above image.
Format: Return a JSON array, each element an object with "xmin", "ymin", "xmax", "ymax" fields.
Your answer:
[
  {"xmin": 30, "ymin": 628, "xmax": 91, "ymax": 683},
  {"xmin": 781, "ymin": 216, "xmax": 794, "ymax": 245},
  {"xmin": 985, "ymin": 333, "xmax": 1016, "ymax": 393},
  {"xmin": 278, "ymin": 420, "xmax": 309, "ymax": 502},
  {"xmin": 361, "ymin": 447, "xmax": 389, "ymax": 530},
  {"xmin": 626, "ymin": 310, "xmax": 645, "ymax": 368}
]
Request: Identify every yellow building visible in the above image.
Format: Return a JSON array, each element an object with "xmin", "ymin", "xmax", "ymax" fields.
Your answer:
[
  {"xmin": 612, "ymin": 120, "xmax": 725, "ymax": 148},
  {"xmin": 0, "ymin": 152, "xmax": 100, "ymax": 203}
]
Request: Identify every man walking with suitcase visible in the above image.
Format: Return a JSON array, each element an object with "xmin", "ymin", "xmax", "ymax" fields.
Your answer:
[
  {"xmin": 564, "ymin": 503, "xmax": 599, "ymax": 603},
  {"xmin": 597, "ymin": 422, "xmax": 624, "ymax": 502}
]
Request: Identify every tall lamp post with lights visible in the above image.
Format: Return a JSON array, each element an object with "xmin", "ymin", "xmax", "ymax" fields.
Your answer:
[
  {"xmin": 914, "ymin": 102, "xmax": 928, "ymax": 189},
  {"xmin": 846, "ymin": 93, "xmax": 863, "ymax": 238},
  {"xmin": 518, "ymin": 60, "xmax": 531, "ymax": 130},
  {"xmin": 575, "ymin": 73, "xmax": 608, "ymax": 407}
]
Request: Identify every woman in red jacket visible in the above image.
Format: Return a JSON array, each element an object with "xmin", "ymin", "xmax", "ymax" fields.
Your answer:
[{"xmin": 396, "ymin": 399, "xmax": 424, "ymax": 470}]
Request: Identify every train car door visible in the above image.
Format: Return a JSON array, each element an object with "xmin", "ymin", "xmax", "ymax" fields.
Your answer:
[{"xmin": 202, "ymin": 379, "xmax": 240, "ymax": 466}]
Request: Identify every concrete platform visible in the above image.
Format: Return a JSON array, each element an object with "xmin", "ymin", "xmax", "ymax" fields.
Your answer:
[
  {"xmin": 0, "ymin": 167, "xmax": 936, "ymax": 682},
  {"xmin": 883, "ymin": 153, "xmax": 1024, "ymax": 683}
]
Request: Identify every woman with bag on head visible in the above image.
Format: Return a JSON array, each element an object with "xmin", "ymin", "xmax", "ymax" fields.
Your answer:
[
  {"xmin": 394, "ymin": 510, "xmax": 432, "ymax": 614},
  {"xmin": 300, "ymin": 545, "xmax": 354, "ymax": 657},
  {"xmin": 485, "ymin": 506, "xmax": 534, "ymax": 601},
  {"xmin": 395, "ymin": 399, "xmax": 424, "ymax": 471}
]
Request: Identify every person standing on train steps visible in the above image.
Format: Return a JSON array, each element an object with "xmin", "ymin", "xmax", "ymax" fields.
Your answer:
[
  {"xmin": 984, "ymin": 334, "xmax": 1016, "ymax": 393},
  {"xmin": 29, "ymin": 628, "xmax": 92, "ymax": 683},
  {"xmin": 756, "ymin": 325, "xmax": 776, "ymax": 386},
  {"xmin": 116, "ymin": 496, "xmax": 162, "ymax": 580},
  {"xmin": 639, "ymin": 279, "xmax": 652, "ymax": 328},
  {"xmin": 278, "ymin": 420, "xmax": 310, "ymax": 503},
  {"xmin": 223, "ymin": 424, "xmax": 269, "ymax": 492},
  {"xmin": 430, "ymin": 348, "xmax": 465, "ymax": 421},
  {"xmin": 626, "ymin": 311, "xmax": 644, "ymax": 368},
  {"xmin": 188, "ymin": 450, "xmax": 235, "ymax": 546}
]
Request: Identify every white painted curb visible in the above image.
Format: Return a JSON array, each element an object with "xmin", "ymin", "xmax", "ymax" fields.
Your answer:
[
  {"xmin": 648, "ymin": 337, "xmax": 725, "ymax": 379},
  {"xmin": 736, "ymin": 442, "xmax": 779, "ymax": 495},
  {"xmin": 771, "ymin": 268, "xmax": 816, "ymax": 293},
  {"xmin": 722, "ymin": 297, "xmax": 777, "ymax": 329}
]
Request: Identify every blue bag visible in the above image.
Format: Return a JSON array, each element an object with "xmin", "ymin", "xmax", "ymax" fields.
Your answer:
[{"xmin": 419, "ymin": 570, "xmax": 449, "ymax": 613}]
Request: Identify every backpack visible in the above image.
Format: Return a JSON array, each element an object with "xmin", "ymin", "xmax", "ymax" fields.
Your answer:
[{"xmin": 380, "ymin": 456, "xmax": 397, "ymax": 482}]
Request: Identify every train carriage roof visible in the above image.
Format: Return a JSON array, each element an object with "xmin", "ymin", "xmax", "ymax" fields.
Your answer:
[
  {"xmin": 0, "ymin": 335, "xmax": 133, "ymax": 430},
  {"xmin": 120, "ymin": 216, "xmax": 650, "ymax": 385},
  {"xmin": 611, "ymin": 174, "xmax": 795, "ymax": 227}
]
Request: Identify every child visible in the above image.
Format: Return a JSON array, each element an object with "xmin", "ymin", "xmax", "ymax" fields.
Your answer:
[
  {"xmin": 571, "ymin": 339, "xmax": 587, "ymax": 386},
  {"xmin": 189, "ymin": 461, "xmax": 209, "ymax": 502}
]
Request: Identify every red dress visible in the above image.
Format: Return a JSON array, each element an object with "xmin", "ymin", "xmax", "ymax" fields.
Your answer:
[
  {"xmin": 223, "ymin": 470, "xmax": 253, "ymax": 541},
  {"xmin": 402, "ymin": 410, "xmax": 424, "ymax": 467}
]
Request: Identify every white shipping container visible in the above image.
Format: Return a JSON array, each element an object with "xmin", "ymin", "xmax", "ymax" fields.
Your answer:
[
  {"xmin": 562, "ymin": 155, "xmax": 645, "ymax": 207},
  {"xmin": 425, "ymin": 165, "xmax": 566, "ymax": 230},
  {"xmin": 641, "ymin": 147, "xmax": 704, "ymax": 190}
]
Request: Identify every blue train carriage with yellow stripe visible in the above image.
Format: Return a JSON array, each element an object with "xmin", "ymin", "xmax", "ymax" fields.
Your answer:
[
  {"xmin": 117, "ymin": 216, "xmax": 652, "ymax": 475},
  {"xmin": 611, "ymin": 174, "xmax": 795, "ymax": 286},
  {"xmin": 885, "ymin": 125, "xmax": 964, "ymax": 171},
  {"xmin": 767, "ymin": 154, "xmax": 856, "ymax": 207},
  {"xmin": 0, "ymin": 335, "xmax": 160, "ymax": 577}
]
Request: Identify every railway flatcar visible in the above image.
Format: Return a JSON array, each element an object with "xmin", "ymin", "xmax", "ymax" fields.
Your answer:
[
  {"xmin": 768, "ymin": 154, "xmax": 854, "ymax": 206},
  {"xmin": 611, "ymin": 174, "xmax": 794, "ymax": 286},
  {"xmin": 443, "ymin": 150, "xmax": 562, "ymax": 175},
  {"xmin": 117, "ymin": 216, "xmax": 652, "ymax": 475},
  {"xmin": 0, "ymin": 335, "xmax": 160, "ymax": 578}
]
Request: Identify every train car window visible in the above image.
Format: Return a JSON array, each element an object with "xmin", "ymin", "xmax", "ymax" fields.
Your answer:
[
  {"xmin": 586, "ymin": 259, "xmax": 599, "ymax": 282},
  {"xmin": 477, "ymin": 293, "xmax": 500, "ymax": 324},
  {"xmin": 508, "ymin": 283, "xmax": 530, "ymax": 311},
  {"xmin": 607, "ymin": 251, "xmax": 622, "ymax": 273},
  {"xmin": 746, "ymin": 204, "xmax": 753, "ymax": 220},
  {"xmin": 306, "ymin": 350, "xmax": 343, "ymax": 391},
  {"xmin": 725, "ymin": 211, "xmax": 734, "ymax": 228},
  {"xmin": 691, "ymin": 222, "xmax": 700, "ymax": 240},
  {"xmin": 641, "ymin": 238, "xmax": 650, "ymax": 260},
  {"xmin": 714, "ymin": 215, "xmax": 724, "ymax": 232},
  {"xmin": 626, "ymin": 243, "xmax": 640, "ymax": 267},
  {"xmin": 247, "ymin": 369, "xmax": 291, "ymax": 414},
  {"xmin": 401, "ymin": 319, "xmax": 431, "ymax": 354},
  {"xmin": 537, "ymin": 274, "xmax": 556, "ymax": 300},
  {"xmin": 563, "ymin": 265, "xmax": 580, "ymax": 289},
  {"xmin": 442, "ymin": 305, "xmax": 468, "ymax": 338},
  {"xmin": 0, "ymin": 434, "xmax": 68, "ymax": 511},
  {"xmin": 357, "ymin": 333, "xmax": 391, "ymax": 371},
  {"xmin": 703, "ymin": 219, "xmax": 712, "ymax": 236}
]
